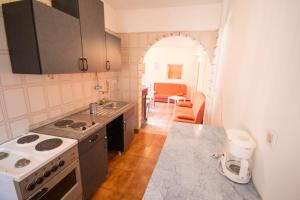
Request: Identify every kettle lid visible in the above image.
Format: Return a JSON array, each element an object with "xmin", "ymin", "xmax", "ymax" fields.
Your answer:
[{"xmin": 226, "ymin": 129, "xmax": 256, "ymax": 149}]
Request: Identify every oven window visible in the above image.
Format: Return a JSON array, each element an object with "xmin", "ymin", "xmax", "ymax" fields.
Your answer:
[{"xmin": 30, "ymin": 169, "xmax": 77, "ymax": 200}]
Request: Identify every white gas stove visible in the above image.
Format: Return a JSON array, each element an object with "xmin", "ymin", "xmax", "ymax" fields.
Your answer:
[{"xmin": 0, "ymin": 132, "xmax": 82, "ymax": 200}]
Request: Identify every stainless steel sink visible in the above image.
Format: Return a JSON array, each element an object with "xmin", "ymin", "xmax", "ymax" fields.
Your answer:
[{"xmin": 102, "ymin": 101, "xmax": 127, "ymax": 109}]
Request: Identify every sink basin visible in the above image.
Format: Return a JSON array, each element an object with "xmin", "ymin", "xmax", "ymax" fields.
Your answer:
[{"xmin": 102, "ymin": 102, "xmax": 127, "ymax": 109}]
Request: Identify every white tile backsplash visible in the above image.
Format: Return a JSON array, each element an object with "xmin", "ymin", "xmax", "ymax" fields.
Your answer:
[
  {"xmin": 0, "ymin": 10, "xmax": 8, "ymax": 50},
  {"xmin": 0, "ymin": 125, "xmax": 9, "ymax": 144},
  {"xmin": 10, "ymin": 118, "xmax": 29, "ymax": 138},
  {"xmin": 49, "ymin": 108, "xmax": 62, "ymax": 119},
  {"xmin": 61, "ymin": 83, "xmax": 73, "ymax": 104},
  {"xmin": 0, "ymin": 55, "xmax": 23, "ymax": 86},
  {"xmin": 47, "ymin": 84, "xmax": 61, "ymax": 107},
  {"xmin": 27, "ymin": 86, "xmax": 46, "ymax": 112},
  {"xmin": 4, "ymin": 88, "xmax": 27, "ymax": 118},
  {"xmin": 0, "ymin": 101, "xmax": 3, "ymax": 122},
  {"xmin": 32, "ymin": 113, "xmax": 47, "ymax": 124},
  {"xmin": 72, "ymin": 82, "xmax": 84, "ymax": 100}
]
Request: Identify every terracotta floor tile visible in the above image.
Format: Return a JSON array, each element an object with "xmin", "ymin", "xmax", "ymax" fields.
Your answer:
[{"xmin": 91, "ymin": 133, "xmax": 166, "ymax": 200}]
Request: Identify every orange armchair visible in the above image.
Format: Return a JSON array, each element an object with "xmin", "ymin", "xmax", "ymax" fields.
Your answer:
[{"xmin": 173, "ymin": 92, "xmax": 205, "ymax": 124}]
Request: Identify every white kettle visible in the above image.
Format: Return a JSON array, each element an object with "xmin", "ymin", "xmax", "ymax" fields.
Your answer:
[{"xmin": 217, "ymin": 129, "xmax": 256, "ymax": 184}]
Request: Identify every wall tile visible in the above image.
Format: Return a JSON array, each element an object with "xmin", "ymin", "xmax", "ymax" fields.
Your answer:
[
  {"xmin": 24, "ymin": 75, "xmax": 44, "ymax": 83},
  {"xmin": 0, "ymin": 10, "xmax": 8, "ymax": 50},
  {"xmin": 0, "ymin": 55, "xmax": 23, "ymax": 86},
  {"xmin": 27, "ymin": 86, "xmax": 46, "ymax": 112},
  {"xmin": 72, "ymin": 82, "xmax": 84, "ymax": 100},
  {"xmin": 4, "ymin": 88, "xmax": 27, "ymax": 118},
  {"xmin": 49, "ymin": 108, "xmax": 62, "ymax": 119},
  {"xmin": 83, "ymin": 81, "xmax": 93, "ymax": 98},
  {"xmin": 61, "ymin": 83, "xmax": 73, "ymax": 104},
  {"xmin": 10, "ymin": 118, "xmax": 29, "ymax": 138},
  {"xmin": 32, "ymin": 113, "xmax": 47, "ymax": 124},
  {"xmin": 0, "ymin": 125, "xmax": 9, "ymax": 144},
  {"xmin": 0, "ymin": 100, "xmax": 3, "ymax": 122},
  {"xmin": 47, "ymin": 84, "xmax": 61, "ymax": 107}
]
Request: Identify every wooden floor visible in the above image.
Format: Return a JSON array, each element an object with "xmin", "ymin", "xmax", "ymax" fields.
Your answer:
[{"xmin": 91, "ymin": 132, "xmax": 167, "ymax": 200}]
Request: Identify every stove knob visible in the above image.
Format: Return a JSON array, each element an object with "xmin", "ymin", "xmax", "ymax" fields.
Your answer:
[
  {"xmin": 59, "ymin": 160, "xmax": 65, "ymax": 167},
  {"xmin": 44, "ymin": 170, "xmax": 51, "ymax": 178},
  {"xmin": 82, "ymin": 126, "xmax": 87, "ymax": 131},
  {"xmin": 51, "ymin": 165, "xmax": 58, "ymax": 172},
  {"xmin": 36, "ymin": 177, "xmax": 44, "ymax": 184},
  {"xmin": 26, "ymin": 182, "xmax": 36, "ymax": 191}
]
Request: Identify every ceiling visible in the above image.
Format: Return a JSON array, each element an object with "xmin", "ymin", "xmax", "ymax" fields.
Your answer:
[{"xmin": 105, "ymin": 0, "xmax": 223, "ymax": 10}]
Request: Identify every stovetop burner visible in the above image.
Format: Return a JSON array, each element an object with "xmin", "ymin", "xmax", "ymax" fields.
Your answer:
[
  {"xmin": 35, "ymin": 139, "xmax": 63, "ymax": 151},
  {"xmin": 54, "ymin": 119, "xmax": 74, "ymax": 128},
  {"xmin": 17, "ymin": 134, "xmax": 39, "ymax": 144},
  {"xmin": 15, "ymin": 158, "xmax": 30, "ymax": 168},
  {"xmin": 70, "ymin": 122, "xmax": 87, "ymax": 129},
  {"xmin": 0, "ymin": 152, "xmax": 9, "ymax": 160}
]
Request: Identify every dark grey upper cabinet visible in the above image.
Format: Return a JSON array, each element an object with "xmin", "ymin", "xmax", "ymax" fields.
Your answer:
[
  {"xmin": 105, "ymin": 32, "xmax": 121, "ymax": 72},
  {"xmin": 2, "ymin": 0, "xmax": 83, "ymax": 74},
  {"xmin": 78, "ymin": 0, "xmax": 106, "ymax": 72},
  {"xmin": 3, "ymin": 0, "xmax": 106, "ymax": 74}
]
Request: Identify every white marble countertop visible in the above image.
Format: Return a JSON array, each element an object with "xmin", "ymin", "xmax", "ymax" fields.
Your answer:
[{"xmin": 143, "ymin": 122, "xmax": 261, "ymax": 200}]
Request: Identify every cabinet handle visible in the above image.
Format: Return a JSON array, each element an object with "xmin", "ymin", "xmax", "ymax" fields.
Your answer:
[
  {"xmin": 84, "ymin": 58, "xmax": 89, "ymax": 71},
  {"xmin": 123, "ymin": 121, "xmax": 127, "ymax": 131},
  {"xmin": 79, "ymin": 58, "xmax": 85, "ymax": 71},
  {"xmin": 106, "ymin": 61, "xmax": 110, "ymax": 71}
]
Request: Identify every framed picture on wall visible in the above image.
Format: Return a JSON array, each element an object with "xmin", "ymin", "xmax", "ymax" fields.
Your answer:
[{"xmin": 168, "ymin": 64, "xmax": 183, "ymax": 79}]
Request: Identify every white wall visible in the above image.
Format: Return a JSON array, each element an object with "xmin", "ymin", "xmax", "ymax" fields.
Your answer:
[
  {"xmin": 117, "ymin": 3, "xmax": 222, "ymax": 33},
  {"xmin": 212, "ymin": 0, "xmax": 300, "ymax": 199},
  {"xmin": 143, "ymin": 46, "xmax": 199, "ymax": 99},
  {"xmin": 101, "ymin": 0, "xmax": 118, "ymax": 32}
]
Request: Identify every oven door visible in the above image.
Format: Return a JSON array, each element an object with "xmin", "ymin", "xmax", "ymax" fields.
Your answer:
[{"xmin": 28, "ymin": 160, "xmax": 82, "ymax": 200}]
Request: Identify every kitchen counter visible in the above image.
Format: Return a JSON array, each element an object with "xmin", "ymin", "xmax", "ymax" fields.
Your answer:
[
  {"xmin": 34, "ymin": 102, "xmax": 135, "ymax": 141},
  {"xmin": 143, "ymin": 122, "xmax": 261, "ymax": 200}
]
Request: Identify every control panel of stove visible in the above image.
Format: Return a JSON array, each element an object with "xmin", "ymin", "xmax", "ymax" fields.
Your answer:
[{"xmin": 18, "ymin": 146, "xmax": 79, "ymax": 199}]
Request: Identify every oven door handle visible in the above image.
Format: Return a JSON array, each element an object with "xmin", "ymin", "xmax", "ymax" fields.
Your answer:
[{"xmin": 29, "ymin": 188, "xmax": 48, "ymax": 200}]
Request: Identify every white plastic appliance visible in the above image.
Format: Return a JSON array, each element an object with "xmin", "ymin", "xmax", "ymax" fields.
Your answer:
[{"xmin": 217, "ymin": 129, "xmax": 256, "ymax": 184}]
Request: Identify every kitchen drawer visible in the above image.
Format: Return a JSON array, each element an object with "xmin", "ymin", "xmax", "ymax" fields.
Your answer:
[{"xmin": 78, "ymin": 127, "xmax": 106, "ymax": 155}]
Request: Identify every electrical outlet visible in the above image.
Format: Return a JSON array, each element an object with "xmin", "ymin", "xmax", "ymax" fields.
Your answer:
[{"xmin": 266, "ymin": 129, "xmax": 278, "ymax": 148}]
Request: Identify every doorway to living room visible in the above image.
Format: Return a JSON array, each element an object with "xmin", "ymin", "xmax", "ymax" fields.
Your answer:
[{"xmin": 140, "ymin": 36, "xmax": 211, "ymax": 135}]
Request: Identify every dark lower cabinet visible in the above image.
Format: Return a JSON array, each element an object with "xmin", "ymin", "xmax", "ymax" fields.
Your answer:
[
  {"xmin": 78, "ymin": 128, "xmax": 108, "ymax": 200},
  {"xmin": 123, "ymin": 107, "xmax": 135, "ymax": 151},
  {"xmin": 3, "ymin": 0, "xmax": 83, "ymax": 74},
  {"xmin": 107, "ymin": 107, "xmax": 135, "ymax": 152}
]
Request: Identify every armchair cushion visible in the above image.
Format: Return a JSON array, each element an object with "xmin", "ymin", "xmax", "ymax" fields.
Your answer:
[
  {"xmin": 176, "ymin": 102, "xmax": 193, "ymax": 108},
  {"xmin": 175, "ymin": 113, "xmax": 195, "ymax": 120}
]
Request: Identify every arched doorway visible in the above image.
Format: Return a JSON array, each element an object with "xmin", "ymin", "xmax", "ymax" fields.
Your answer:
[{"xmin": 138, "ymin": 35, "xmax": 212, "ymax": 131}]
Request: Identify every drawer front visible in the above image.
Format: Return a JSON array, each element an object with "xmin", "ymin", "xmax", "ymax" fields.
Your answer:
[{"xmin": 79, "ymin": 127, "xmax": 106, "ymax": 154}]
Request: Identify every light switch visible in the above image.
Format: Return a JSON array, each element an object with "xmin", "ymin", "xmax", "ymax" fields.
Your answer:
[{"xmin": 266, "ymin": 129, "xmax": 278, "ymax": 148}]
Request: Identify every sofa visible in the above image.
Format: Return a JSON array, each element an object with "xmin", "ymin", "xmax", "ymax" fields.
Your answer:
[
  {"xmin": 172, "ymin": 92, "xmax": 206, "ymax": 124},
  {"xmin": 154, "ymin": 83, "xmax": 187, "ymax": 103}
]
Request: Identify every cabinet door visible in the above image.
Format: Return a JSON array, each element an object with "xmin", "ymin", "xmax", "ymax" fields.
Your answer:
[
  {"xmin": 78, "ymin": 0, "xmax": 106, "ymax": 72},
  {"xmin": 79, "ymin": 129, "xmax": 108, "ymax": 200},
  {"xmin": 33, "ymin": 1, "xmax": 83, "ymax": 74},
  {"xmin": 123, "ymin": 108, "xmax": 135, "ymax": 151},
  {"xmin": 106, "ymin": 32, "xmax": 121, "ymax": 71}
]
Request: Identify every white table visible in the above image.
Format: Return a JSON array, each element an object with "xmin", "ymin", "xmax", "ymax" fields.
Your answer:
[{"xmin": 167, "ymin": 95, "xmax": 186, "ymax": 104}]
